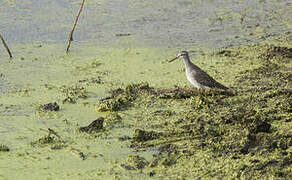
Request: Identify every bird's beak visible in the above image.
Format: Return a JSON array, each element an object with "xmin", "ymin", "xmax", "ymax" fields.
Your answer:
[{"xmin": 168, "ymin": 55, "xmax": 180, "ymax": 62}]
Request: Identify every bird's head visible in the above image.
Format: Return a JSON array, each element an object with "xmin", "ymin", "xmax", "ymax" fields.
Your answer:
[{"xmin": 169, "ymin": 51, "xmax": 189, "ymax": 62}]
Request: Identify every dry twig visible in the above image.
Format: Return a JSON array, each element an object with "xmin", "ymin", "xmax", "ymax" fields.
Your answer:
[
  {"xmin": 0, "ymin": 33, "xmax": 12, "ymax": 58},
  {"xmin": 66, "ymin": 0, "xmax": 85, "ymax": 54}
]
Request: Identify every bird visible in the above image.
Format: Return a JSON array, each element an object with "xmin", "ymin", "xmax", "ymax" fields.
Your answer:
[{"xmin": 169, "ymin": 51, "xmax": 228, "ymax": 90}]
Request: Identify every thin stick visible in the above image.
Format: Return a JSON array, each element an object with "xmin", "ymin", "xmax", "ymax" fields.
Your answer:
[
  {"xmin": 0, "ymin": 33, "xmax": 12, "ymax": 58},
  {"xmin": 66, "ymin": 0, "xmax": 85, "ymax": 54}
]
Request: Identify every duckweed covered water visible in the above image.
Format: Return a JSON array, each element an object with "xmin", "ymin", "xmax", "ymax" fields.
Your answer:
[
  {"xmin": 0, "ymin": 35, "xmax": 291, "ymax": 179},
  {"xmin": 0, "ymin": 44, "xmax": 178, "ymax": 179}
]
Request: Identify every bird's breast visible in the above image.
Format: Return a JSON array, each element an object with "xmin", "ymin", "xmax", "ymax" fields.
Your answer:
[{"xmin": 185, "ymin": 69, "xmax": 209, "ymax": 89}]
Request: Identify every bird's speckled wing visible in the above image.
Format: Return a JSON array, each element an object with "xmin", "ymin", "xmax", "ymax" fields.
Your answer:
[{"xmin": 190, "ymin": 67, "xmax": 228, "ymax": 90}]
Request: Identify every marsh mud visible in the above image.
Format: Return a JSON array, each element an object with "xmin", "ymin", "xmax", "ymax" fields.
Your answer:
[{"xmin": 0, "ymin": 0, "xmax": 292, "ymax": 179}]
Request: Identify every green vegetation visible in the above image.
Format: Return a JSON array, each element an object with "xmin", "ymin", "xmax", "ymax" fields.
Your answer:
[{"xmin": 31, "ymin": 128, "xmax": 67, "ymax": 150}]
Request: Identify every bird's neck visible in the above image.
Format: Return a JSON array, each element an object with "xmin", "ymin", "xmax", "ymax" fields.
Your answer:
[{"xmin": 182, "ymin": 56, "xmax": 193, "ymax": 68}]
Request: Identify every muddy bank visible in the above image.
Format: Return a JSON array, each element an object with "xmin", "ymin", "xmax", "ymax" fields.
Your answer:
[{"xmin": 93, "ymin": 37, "xmax": 292, "ymax": 179}]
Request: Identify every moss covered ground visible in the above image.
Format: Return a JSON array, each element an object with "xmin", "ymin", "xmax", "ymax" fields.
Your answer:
[{"xmin": 95, "ymin": 37, "xmax": 292, "ymax": 179}]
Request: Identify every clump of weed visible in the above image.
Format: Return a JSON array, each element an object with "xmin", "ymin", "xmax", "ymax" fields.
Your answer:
[
  {"xmin": 96, "ymin": 82, "xmax": 152, "ymax": 112},
  {"xmin": 133, "ymin": 129, "xmax": 162, "ymax": 142},
  {"xmin": 104, "ymin": 113, "xmax": 122, "ymax": 127},
  {"xmin": 39, "ymin": 102, "xmax": 60, "ymax": 111},
  {"xmin": 258, "ymin": 45, "xmax": 292, "ymax": 61},
  {"xmin": 60, "ymin": 85, "xmax": 88, "ymax": 104},
  {"xmin": 0, "ymin": 144, "xmax": 9, "ymax": 152},
  {"xmin": 79, "ymin": 117, "xmax": 104, "ymax": 133},
  {"xmin": 31, "ymin": 128, "xmax": 66, "ymax": 149},
  {"xmin": 96, "ymin": 82, "xmax": 234, "ymax": 112},
  {"xmin": 121, "ymin": 155, "xmax": 149, "ymax": 170}
]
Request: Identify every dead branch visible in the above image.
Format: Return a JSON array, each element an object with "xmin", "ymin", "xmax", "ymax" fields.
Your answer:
[
  {"xmin": 0, "ymin": 33, "xmax": 12, "ymax": 58},
  {"xmin": 66, "ymin": 0, "xmax": 85, "ymax": 54}
]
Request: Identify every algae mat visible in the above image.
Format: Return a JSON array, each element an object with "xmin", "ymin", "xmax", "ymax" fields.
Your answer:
[
  {"xmin": 0, "ymin": 44, "xmax": 180, "ymax": 179},
  {"xmin": 0, "ymin": 34, "xmax": 292, "ymax": 179}
]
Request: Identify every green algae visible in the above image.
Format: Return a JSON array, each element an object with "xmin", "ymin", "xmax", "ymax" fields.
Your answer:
[
  {"xmin": 60, "ymin": 85, "xmax": 89, "ymax": 104},
  {"xmin": 0, "ymin": 44, "xmax": 182, "ymax": 179},
  {"xmin": 121, "ymin": 155, "xmax": 149, "ymax": 170},
  {"xmin": 0, "ymin": 38, "xmax": 291, "ymax": 179},
  {"xmin": 96, "ymin": 82, "xmax": 153, "ymax": 112},
  {"xmin": 104, "ymin": 113, "xmax": 122, "ymax": 127},
  {"xmin": 133, "ymin": 129, "xmax": 162, "ymax": 143},
  {"xmin": 31, "ymin": 128, "xmax": 67, "ymax": 150}
]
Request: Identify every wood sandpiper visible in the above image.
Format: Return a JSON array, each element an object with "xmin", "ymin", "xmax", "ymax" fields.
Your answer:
[{"xmin": 169, "ymin": 51, "xmax": 228, "ymax": 90}]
